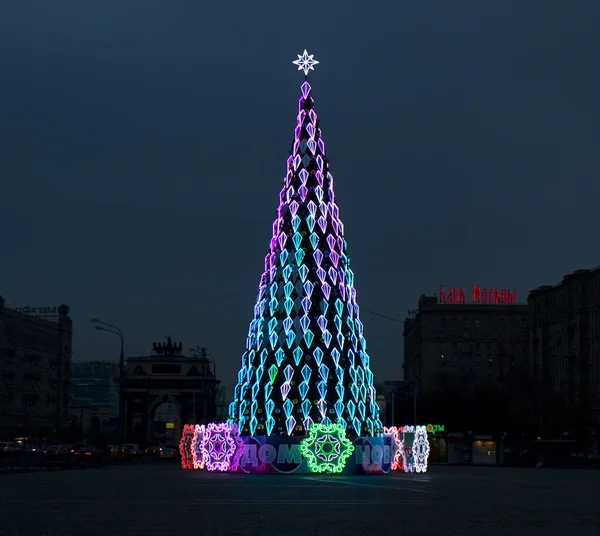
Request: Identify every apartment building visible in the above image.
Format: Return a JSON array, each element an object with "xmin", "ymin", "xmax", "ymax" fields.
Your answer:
[
  {"xmin": 404, "ymin": 289, "xmax": 529, "ymax": 395},
  {"xmin": 0, "ymin": 296, "xmax": 73, "ymax": 438},
  {"xmin": 529, "ymin": 267, "xmax": 600, "ymax": 424}
]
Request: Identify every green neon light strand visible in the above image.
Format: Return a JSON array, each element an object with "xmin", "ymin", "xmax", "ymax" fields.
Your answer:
[{"xmin": 299, "ymin": 422, "xmax": 354, "ymax": 473}]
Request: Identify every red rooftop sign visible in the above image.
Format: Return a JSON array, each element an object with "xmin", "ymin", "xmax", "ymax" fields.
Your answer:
[{"xmin": 439, "ymin": 285, "xmax": 517, "ymax": 305}]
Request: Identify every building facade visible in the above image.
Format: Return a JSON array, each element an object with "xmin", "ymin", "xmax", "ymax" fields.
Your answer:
[
  {"xmin": 0, "ymin": 297, "xmax": 73, "ymax": 438},
  {"xmin": 70, "ymin": 361, "xmax": 119, "ymax": 417},
  {"xmin": 403, "ymin": 291, "xmax": 529, "ymax": 395},
  {"xmin": 528, "ymin": 267, "xmax": 600, "ymax": 429},
  {"xmin": 124, "ymin": 344, "xmax": 220, "ymax": 445},
  {"xmin": 69, "ymin": 361, "xmax": 120, "ymax": 437}
]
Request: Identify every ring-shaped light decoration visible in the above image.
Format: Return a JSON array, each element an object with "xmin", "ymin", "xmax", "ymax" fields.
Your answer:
[
  {"xmin": 413, "ymin": 425, "xmax": 431, "ymax": 473},
  {"xmin": 200, "ymin": 422, "xmax": 244, "ymax": 472},
  {"xmin": 401, "ymin": 425, "xmax": 415, "ymax": 473},
  {"xmin": 383, "ymin": 426, "xmax": 404, "ymax": 471},
  {"xmin": 179, "ymin": 424, "xmax": 196, "ymax": 470},
  {"xmin": 191, "ymin": 424, "xmax": 206, "ymax": 470},
  {"xmin": 299, "ymin": 422, "xmax": 354, "ymax": 474}
]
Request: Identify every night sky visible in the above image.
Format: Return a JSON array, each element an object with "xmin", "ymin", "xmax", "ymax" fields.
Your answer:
[{"xmin": 2, "ymin": 1, "xmax": 599, "ymax": 392}]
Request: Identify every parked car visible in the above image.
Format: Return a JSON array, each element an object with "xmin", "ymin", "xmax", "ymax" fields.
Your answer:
[
  {"xmin": 0, "ymin": 441, "xmax": 23, "ymax": 469},
  {"xmin": 160, "ymin": 447, "xmax": 177, "ymax": 459},
  {"xmin": 144, "ymin": 445, "xmax": 165, "ymax": 456},
  {"xmin": 43, "ymin": 444, "xmax": 80, "ymax": 466},
  {"xmin": 123, "ymin": 444, "xmax": 142, "ymax": 458},
  {"xmin": 109, "ymin": 445, "xmax": 125, "ymax": 459},
  {"xmin": 43, "ymin": 444, "xmax": 65, "ymax": 459},
  {"xmin": 0, "ymin": 441, "xmax": 21, "ymax": 453},
  {"xmin": 110, "ymin": 444, "xmax": 142, "ymax": 460},
  {"xmin": 77, "ymin": 446, "xmax": 104, "ymax": 462}
]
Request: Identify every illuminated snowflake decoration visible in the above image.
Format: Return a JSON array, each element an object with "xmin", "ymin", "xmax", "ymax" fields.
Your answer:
[
  {"xmin": 383, "ymin": 426, "xmax": 404, "ymax": 471},
  {"xmin": 401, "ymin": 425, "xmax": 415, "ymax": 473},
  {"xmin": 179, "ymin": 424, "xmax": 195, "ymax": 470},
  {"xmin": 200, "ymin": 422, "xmax": 244, "ymax": 472},
  {"xmin": 292, "ymin": 49, "xmax": 319, "ymax": 76},
  {"xmin": 299, "ymin": 423, "xmax": 354, "ymax": 474},
  {"xmin": 191, "ymin": 424, "xmax": 206, "ymax": 470},
  {"xmin": 413, "ymin": 425, "xmax": 431, "ymax": 473}
]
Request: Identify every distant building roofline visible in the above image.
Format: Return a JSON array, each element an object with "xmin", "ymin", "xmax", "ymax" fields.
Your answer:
[{"xmin": 528, "ymin": 265, "xmax": 600, "ymax": 297}]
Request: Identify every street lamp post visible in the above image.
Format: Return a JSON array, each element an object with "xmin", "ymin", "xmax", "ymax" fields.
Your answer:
[{"xmin": 91, "ymin": 318, "xmax": 126, "ymax": 444}]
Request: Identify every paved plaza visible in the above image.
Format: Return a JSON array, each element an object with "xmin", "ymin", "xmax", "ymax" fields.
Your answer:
[{"xmin": 0, "ymin": 464, "xmax": 598, "ymax": 535}]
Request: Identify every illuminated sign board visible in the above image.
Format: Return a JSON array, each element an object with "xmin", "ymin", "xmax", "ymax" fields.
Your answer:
[
  {"xmin": 439, "ymin": 285, "xmax": 517, "ymax": 305},
  {"xmin": 426, "ymin": 424, "xmax": 444, "ymax": 434}
]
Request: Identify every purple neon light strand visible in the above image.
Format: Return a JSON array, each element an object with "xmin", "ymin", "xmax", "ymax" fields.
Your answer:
[{"xmin": 200, "ymin": 422, "xmax": 244, "ymax": 472}]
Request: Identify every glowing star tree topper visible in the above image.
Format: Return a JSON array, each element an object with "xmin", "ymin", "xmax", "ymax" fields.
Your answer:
[
  {"xmin": 300, "ymin": 422, "xmax": 354, "ymax": 473},
  {"xmin": 292, "ymin": 49, "xmax": 319, "ymax": 77}
]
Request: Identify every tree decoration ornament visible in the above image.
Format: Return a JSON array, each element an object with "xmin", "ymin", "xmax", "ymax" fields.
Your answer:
[
  {"xmin": 200, "ymin": 422, "xmax": 244, "ymax": 472},
  {"xmin": 191, "ymin": 424, "xmax": 206, "ymax": 470},
  {"xmin": 299, "ymin": 422, "xmax": 354, "ymax": 473},
  {"xmin": 383, "ymin": 426, "xmax": 403, "ymax": 471},
  {"xmin": 227, "ymin": 57, "xmax": 383, "ymax": 440},
  {"xmin": 179, "ymin": 424, "xmax": 195, "ymax": 470},
  {"xmin": 413, "ymin": 425, "xmax": 431, "ymax": 473},
  {"xmin": 292, "ymin": 49, "xmax": 319, "ymax": 77}
]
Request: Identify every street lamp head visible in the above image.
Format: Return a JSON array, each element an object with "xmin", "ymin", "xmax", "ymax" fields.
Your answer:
[
  {"xmin": 90, "ymin": 318, "xmax": 99, "ymax": 323},
  {"xmin": 95, "ymin": 325, "xmax": 106, "ymax": 331}
]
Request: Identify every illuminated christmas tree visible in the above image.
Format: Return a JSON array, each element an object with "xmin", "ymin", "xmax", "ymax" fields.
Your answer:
[{"xmin": 228, "ymin": 50, "xmax": 383, "ymax": 439}]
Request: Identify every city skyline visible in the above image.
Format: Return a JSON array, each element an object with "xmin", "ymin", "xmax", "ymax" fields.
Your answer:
[{"xmin": 2, "ymin": 2, "xmax": 599, "ymax": 389}]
